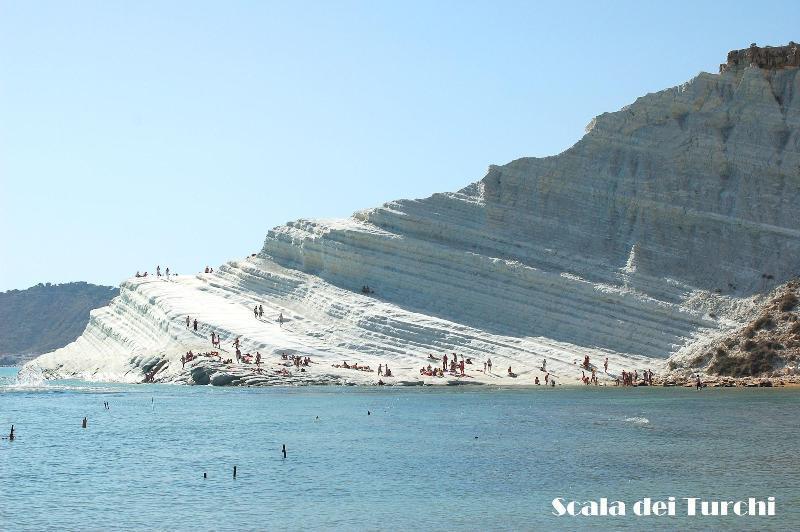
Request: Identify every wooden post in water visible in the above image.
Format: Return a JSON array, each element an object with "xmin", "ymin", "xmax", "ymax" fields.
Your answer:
[
  {"xmin": 82, "ymin": 417, "xmax": 87, "ymax": 429},
  {"xmin": 282, "ymin": 444, "xmax": 287, "ymax": 459},
  {"xmin": 233, "ymin": 465, "xmax": 237, "ymax": 478}
]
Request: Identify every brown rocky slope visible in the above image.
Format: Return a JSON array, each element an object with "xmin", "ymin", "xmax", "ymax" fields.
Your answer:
[{"xmin": 667, "ymin": 279, "xmax": 800, "ymax": 385}]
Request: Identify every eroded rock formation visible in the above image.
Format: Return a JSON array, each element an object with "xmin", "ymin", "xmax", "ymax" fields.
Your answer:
[
  {"xmin": 671, "ymin": 280, "xmax": 800, "ymax": 378},
  {"xmin": 720, "ymin": 42, "xmax": 800, "ymax": 73},
  {"xmin": 24, "ymin": 43, "xmax": 800, "ymax": 385}
]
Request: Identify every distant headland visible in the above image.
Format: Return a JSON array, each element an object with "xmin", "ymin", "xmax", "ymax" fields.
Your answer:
[{"xmin": 0, "ymin": 282, "xmax": 118, "ymax": 366}]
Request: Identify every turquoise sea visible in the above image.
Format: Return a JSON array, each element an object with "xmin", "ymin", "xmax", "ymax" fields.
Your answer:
[{"xmin": 1, "ymin": 366, "xmax": 798, "ymax": 531}]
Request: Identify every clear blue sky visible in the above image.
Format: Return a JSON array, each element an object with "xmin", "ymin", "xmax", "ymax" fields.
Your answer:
[{"xmin": 1, "ymin": 1, "xmax": 798, "ymax": 291}]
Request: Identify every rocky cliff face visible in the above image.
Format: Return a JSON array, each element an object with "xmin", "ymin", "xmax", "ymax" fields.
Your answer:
[
  {"xmin": 720, "ymin": 42, "xmax": 800, "ymax": 73},
  {"xmin": 24, "ymin": 44, "xmax": 800, "ymax": 384},
  {"xmin": 262, "ymin": 49, "xmax": 800, "ymax": 355},
  {"xmin": 671, "ymin": 280, "xmax": 800, "ymax": 378},
  {"xmin": 483, "ymin": 63, "xmax": 800, "ymax": 295}
]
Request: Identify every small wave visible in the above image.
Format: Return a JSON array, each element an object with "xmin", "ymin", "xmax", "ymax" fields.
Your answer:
[
  {"xmin": 624, "ymin": 416, "xmax": 650, "ymax": 425},
  {"xmin": 1, "ymin": 368, "xmax": 118, "ymax": 394},
  {"xmin": 10, "ymin": 367, "xmax": 47, "ymax": 388},
  {"xmin": 2, "ymin": 382, "xmax": 119, "ymax": 394}
]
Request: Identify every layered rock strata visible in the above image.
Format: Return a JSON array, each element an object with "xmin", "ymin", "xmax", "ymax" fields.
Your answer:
[{"xmin": 25, "ymin": 44, "xmax": 800, "ymax": 385}]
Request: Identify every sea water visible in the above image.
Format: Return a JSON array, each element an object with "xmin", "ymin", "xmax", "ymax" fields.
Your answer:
[{"xmin": 1, "ymin": 366, "xmax": 798, "ymax": 530}]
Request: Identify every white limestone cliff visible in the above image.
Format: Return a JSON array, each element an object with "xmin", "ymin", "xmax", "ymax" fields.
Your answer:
[{"xmin": 24, "ymin": 44, "xmax": 800, "ymax": 385}]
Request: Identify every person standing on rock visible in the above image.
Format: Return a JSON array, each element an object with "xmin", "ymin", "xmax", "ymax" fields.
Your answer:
[
  {"xmin": 542, "ymin": 358, "xmax": 546, "ymax": 371},
  {"xmin": 483, "ymin": 361, "xmax": 487, "ymax": 373},
  {"xmin": 186, "ymin": 316, "xmax": 190, "ymax": 329},
  {"xmin": 157, "ymin": 265, "xmax": 161, "ymax": 277},
  {"xmin": 442, "ymin": 353, "xmax": 448, "ymax": 372},
  {"xmin": 279, "ymin": 313, "xmax": 284, "ymax": 327},
  {"xmin": 696, "ymin": 375, "xmax": 702, "ymax": 390},
  {"xmin": 259, "ymin": 305, "xmax": 264, "ymax": 318},
  {"xmin": 378, "ymin": 364, "xmax": 383, "ymax": 376},
  {"xmin": 254, "ymin": 306, "xmax": 258, "ymax": 319},
  {"xmin": 193, "ymin": 319, "xmax": 198, "ymax": 331},
  {"xmin": 604, "ymin": 357, "xmax": 609, "ymax": 372},
  {"xmin": 487, "ymin": 358, "xmax": 492, "ymax": 374},
  {"xmin": 165, "ymin": 267, "xmax": 170, "ymax": 280}
]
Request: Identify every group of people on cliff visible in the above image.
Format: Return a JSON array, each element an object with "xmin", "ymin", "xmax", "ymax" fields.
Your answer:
[
  {"xmin": 135, "ymin": 265, "xmax": 172, "ymax": 279},
  {"xmin": 175, "ymin": 312, "xmax": 665, "ymax": 389},
  {"xmin": 181, "ymin": 350, "xmax": 224, "ymax": 368},
  {"xmin": 282, "ymin": 353, "xmax": 311, "ymax": 368},
  {"xmin": 185, "ymin": 316, "xmax": 199, "ymax": 331},
  {"xmin": 333, "ymin": 360, "xmax": 374, "ymax": 372},
  {"xmin": 616, "ymin": 368, "xmax": 655, "ymax": 386},
  {"xmin": 419, "ymin": 352, "xmax": 475, "ymax": 377}
]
